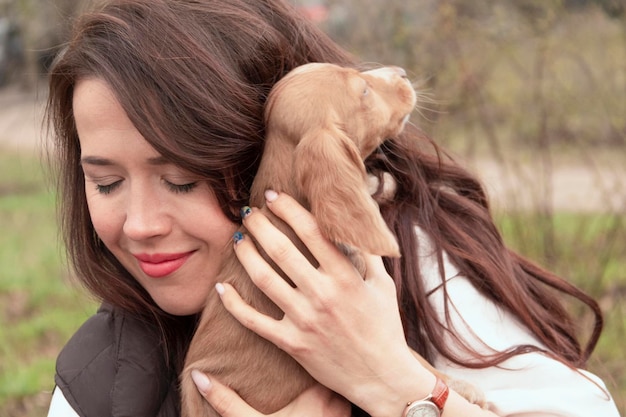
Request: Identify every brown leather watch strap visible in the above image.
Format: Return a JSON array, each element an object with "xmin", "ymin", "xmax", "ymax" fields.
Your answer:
[
  {"xmin": 430, "ymin": 377, "xmax": 449, "ymax": 411},
  {"xmin": 402, "ymin": 377, "xmax": 450, "ymax": 417}
]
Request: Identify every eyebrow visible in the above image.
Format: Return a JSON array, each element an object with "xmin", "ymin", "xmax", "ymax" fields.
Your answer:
[
  {"xmin": 80, "ymin": 156, "xmax": 113, "ymax": 166},
  {"xmin": 80, "ymin": 155, "xmax": 170, "ymax": 166}
]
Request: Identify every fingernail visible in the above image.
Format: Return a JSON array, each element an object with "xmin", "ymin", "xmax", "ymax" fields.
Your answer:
[
  {"xmin": 215, "ymin": 283, "xmax": 225, "ymax": 296},
  {"xmin": 233, "ymin": 231, "xmax": 244, "ymax": 245},
  {"xmin": 240, "ymin": 206, "xmax": 252, "ymax": 219},
  {"xmin": 191, "ymin": 369, "xmax": 211, "ymax": 395},
  {"xmin": 265, "ymin": 189, "xmax": 278, "ymax": 202}
]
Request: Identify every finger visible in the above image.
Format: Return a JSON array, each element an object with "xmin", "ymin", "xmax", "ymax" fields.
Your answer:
[
  {"xmin": 362, "ymin": 254, "xmax": 400, "ymax": 302},
  {"xmin": 241, "ymin": 206, "xmax": 324, "ymax": 288},
  {"xmin": 233, "ymin": 231, "xmax": 301, "ymax": 311},
  {"xmin": 191, "ymin": 370, "xmax": 264, "ymax": 417},
  {"xmin": 261, "ymin": 191, "xmax": 354, "ymax": 276},
  {"xmin": 362, "ymin": 253, "xmax": 387, "ymax": 282},
  {"xmin": 216, "ymin": 282, "xmax": 287, "ymax": 347}
]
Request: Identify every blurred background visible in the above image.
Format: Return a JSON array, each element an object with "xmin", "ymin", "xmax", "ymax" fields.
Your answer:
[{"xmin": 0, "ymin": 0, "xmax": 624, "ymax": 415}]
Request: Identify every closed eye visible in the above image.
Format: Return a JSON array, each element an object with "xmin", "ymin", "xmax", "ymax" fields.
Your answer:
[
  {"xmin": 93, "ymin": 179, "xmax": 198, "ymax": 195},
  {"xmin": 164, "ymin": 180, "xmax": 198, "ymax": 194},
  {"xmin": 362, "ymin": 80, "xmax": 370, "ymax": 97},
  {"xmin": 95, "ymin": 180, "xmax": 122, "ymax": 195}
]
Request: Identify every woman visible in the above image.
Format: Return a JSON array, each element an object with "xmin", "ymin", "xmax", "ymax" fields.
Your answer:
[{"xmin": 46, "ymin": 0, "xmax": 620, "ymax": 416}]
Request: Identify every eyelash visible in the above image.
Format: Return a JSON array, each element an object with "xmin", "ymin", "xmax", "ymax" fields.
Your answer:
[
  {"xmin": 96, "ymin": 181, "xmax": 121, "ymax": 195},
  {"xmin": 95, "ymin": 180, "xmax": 198, "ymax": 195},
  {"xmin": 165, "ymin": 181, "xmax": 198, "ymax": 193}
]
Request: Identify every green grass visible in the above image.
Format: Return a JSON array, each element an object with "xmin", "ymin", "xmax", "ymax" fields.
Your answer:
[{"xmin": 0, "ymin": 149, "xmax": 97, "ymax": 417}]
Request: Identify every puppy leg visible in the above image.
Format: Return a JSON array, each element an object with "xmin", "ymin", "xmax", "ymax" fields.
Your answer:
[{"xmin": 409, "ymin": 350, "xmax": 486, "ymax": 407}]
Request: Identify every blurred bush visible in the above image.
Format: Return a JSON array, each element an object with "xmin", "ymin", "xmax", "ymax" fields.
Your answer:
[{"xmin": 0, "ymin": 0, "xmax": 90, "ymax": 88}]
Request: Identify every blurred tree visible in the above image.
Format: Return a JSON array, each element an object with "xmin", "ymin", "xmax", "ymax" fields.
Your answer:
[
  {"xmin": 0, "ymin": 0, "xmax": 87, "ymax": 89},
  {"xmin": 594, "ymin": 0, "xmax": 625, "ymax": 17},
  {"xmin": 512, "ymin": 0, "xmax": 565, "ymax": 33}
]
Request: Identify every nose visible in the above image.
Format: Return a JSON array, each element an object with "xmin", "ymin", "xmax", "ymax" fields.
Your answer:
[
  {"xmin": 123, "ymin": 186, "xmax": 170, "ymax": 241},
  {"xmin": 364, "ymin": 66, "xmax": 408, "ymax": 80},
  {"xmin": 390, "ymin": 66, "xmax": 407, "ymax": 78}
]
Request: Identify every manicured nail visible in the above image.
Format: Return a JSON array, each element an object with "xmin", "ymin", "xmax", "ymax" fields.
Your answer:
[
  {"xmin": 215, "ymin": 283, "xmax": 225, "ymax": 296},
  {"xmin": 240, "ymin": 206, "xmax": 252, "ymax": 219},
  {"xmin": 233, "ymin": 231, "xmax": 244, "ymax": 245},
  {"xmin": 265, "ymin": 189, "xmax": 278, "ymax": 202},
  {"xmin": 191, "ymin": 369, "xmax": 212, "ymax": 394}
]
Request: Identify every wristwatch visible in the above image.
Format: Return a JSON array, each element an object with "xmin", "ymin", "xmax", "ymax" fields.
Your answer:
[{"xmin": 401, "ymin": 377, "xmax": 449, "ymax": 417}]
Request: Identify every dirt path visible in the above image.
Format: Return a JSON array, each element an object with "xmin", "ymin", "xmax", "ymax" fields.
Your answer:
[
  {"xmin": 1, "ymin": 85, "xmax": 624, "ymax": 213},
  {"xmin": 465, "ymin": 158, "xmax": 626, "ymax": 214},
  {"xmin": 0, "ymin": 85, "xmax": 48, "ymax": 156}
]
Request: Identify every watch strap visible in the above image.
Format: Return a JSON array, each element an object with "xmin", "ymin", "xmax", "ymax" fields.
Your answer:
[
  {"xmin": 429, "ymin": 377, "xmax": 449, "ymax": 410},
  {"xmin": 402, "ymin": 377, "xmax": 449, "ymax": 417}
]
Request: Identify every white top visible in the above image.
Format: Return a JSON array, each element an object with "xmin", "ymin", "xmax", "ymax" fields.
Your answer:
[
  {"xmin": 416, "ymin": 227, "xmax": 620, "ymax": 416},
  {"xmin": 48, "ymin": 386, "xmax": 79, "ymax": 417},
  {"xmin": 47, "ymin": 227, "xmax": 621, "ymax": 417}
]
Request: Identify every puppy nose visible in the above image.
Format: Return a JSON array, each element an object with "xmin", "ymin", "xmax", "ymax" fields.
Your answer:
[
  {"xmin": 364, "ymin": 66, "xmax": 407, "ymax": 80},
  {"xmin": 363, "ymin": 66, "xmax": 408, "ymax": 80},
  {"xmin": 391, "ymin": 66, "xmax": 407, "ymax": 78}
]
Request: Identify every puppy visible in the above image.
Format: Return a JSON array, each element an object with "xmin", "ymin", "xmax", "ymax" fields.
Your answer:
[{"xmin": 180, "ymin": 63, "xmax": 479, "ymax": 417}]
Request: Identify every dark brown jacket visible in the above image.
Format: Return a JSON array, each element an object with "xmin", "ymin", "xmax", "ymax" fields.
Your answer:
[{"xmin": 55, "ymin": 304, "xmax": 179, "ymax": 416}]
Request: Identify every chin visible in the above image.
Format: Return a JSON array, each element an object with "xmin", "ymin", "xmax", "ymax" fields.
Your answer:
[{"xmin": 154, "ymin": 294, "xmax": 206, "ymax": 316}]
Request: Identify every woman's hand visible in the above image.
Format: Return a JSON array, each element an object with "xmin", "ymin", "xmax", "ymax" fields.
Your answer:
[
  {"xmin": 192, "ymin": 370, "xmax": 351, "ymax": 417},
  {"xmin": 217, "ymin": 190, "xmax": 430, "ymax": 416}
]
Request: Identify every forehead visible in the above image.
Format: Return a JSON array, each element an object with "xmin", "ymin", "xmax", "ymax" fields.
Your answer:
[
  {"xmin": 280, "ymin": 63, "xmax": 363, "ymax": 91},
  {"xmin": 288, "ymin": 62, "xmax": 338, "ymax": 76},
  {"xmin": 73, "ymin": 78, "xmax": 127, "ymax": 130},
  {"xmin": 73, "ymin": 78, "xmax": 158, "ymax": 158}
]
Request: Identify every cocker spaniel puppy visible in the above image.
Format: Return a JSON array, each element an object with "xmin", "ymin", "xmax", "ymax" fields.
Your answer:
[{"xmin": 181, "ymin": 63, "xmax": 481, "ymax": 417}]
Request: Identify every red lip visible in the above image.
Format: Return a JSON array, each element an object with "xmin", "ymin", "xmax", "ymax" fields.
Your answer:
[{"xmin": 133, "ymin": 251, "xmax": 195, "ymax": 278}]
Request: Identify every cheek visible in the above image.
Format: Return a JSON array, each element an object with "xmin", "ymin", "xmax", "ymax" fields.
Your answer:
[
  {"xmin": 86, "ymin": 193, "xmax": 124, "ymax": 245},
  {"xmin": 187, "ymin": 203, "xmax": 237, "ymax": 244},
  {"xmin": 183, "ymin": 186, "xmax": 238, "ymax": 238}
]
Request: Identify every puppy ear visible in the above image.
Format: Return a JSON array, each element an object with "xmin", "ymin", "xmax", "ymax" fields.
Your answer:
[{"xmin": 294, "ymin": 126, "xmax": 400, "ymax": 257}]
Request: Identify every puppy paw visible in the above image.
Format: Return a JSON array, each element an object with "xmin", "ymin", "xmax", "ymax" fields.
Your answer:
[
  {"xmin": 366, "ymin": 171, "xmax": 397, "ymax": 203},
  {"xmin": 447, "ymin": 378, "xmax": 487, "ymax": 408}
]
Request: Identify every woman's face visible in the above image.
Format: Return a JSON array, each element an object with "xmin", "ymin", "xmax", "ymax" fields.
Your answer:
[{"xmin": 73, "ymin": 78, "xmax": 238, "ymax": 315}]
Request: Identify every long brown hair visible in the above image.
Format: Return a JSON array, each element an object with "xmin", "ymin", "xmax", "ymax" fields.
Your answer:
[{"xmin": 47, "ymin": 0, "xmax": 602, "ymax": 373}]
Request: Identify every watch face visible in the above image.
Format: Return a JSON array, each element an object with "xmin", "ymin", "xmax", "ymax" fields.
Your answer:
[{"xmin": 405, "ymin": 401, "xmax": 440, "ymax": 417}]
